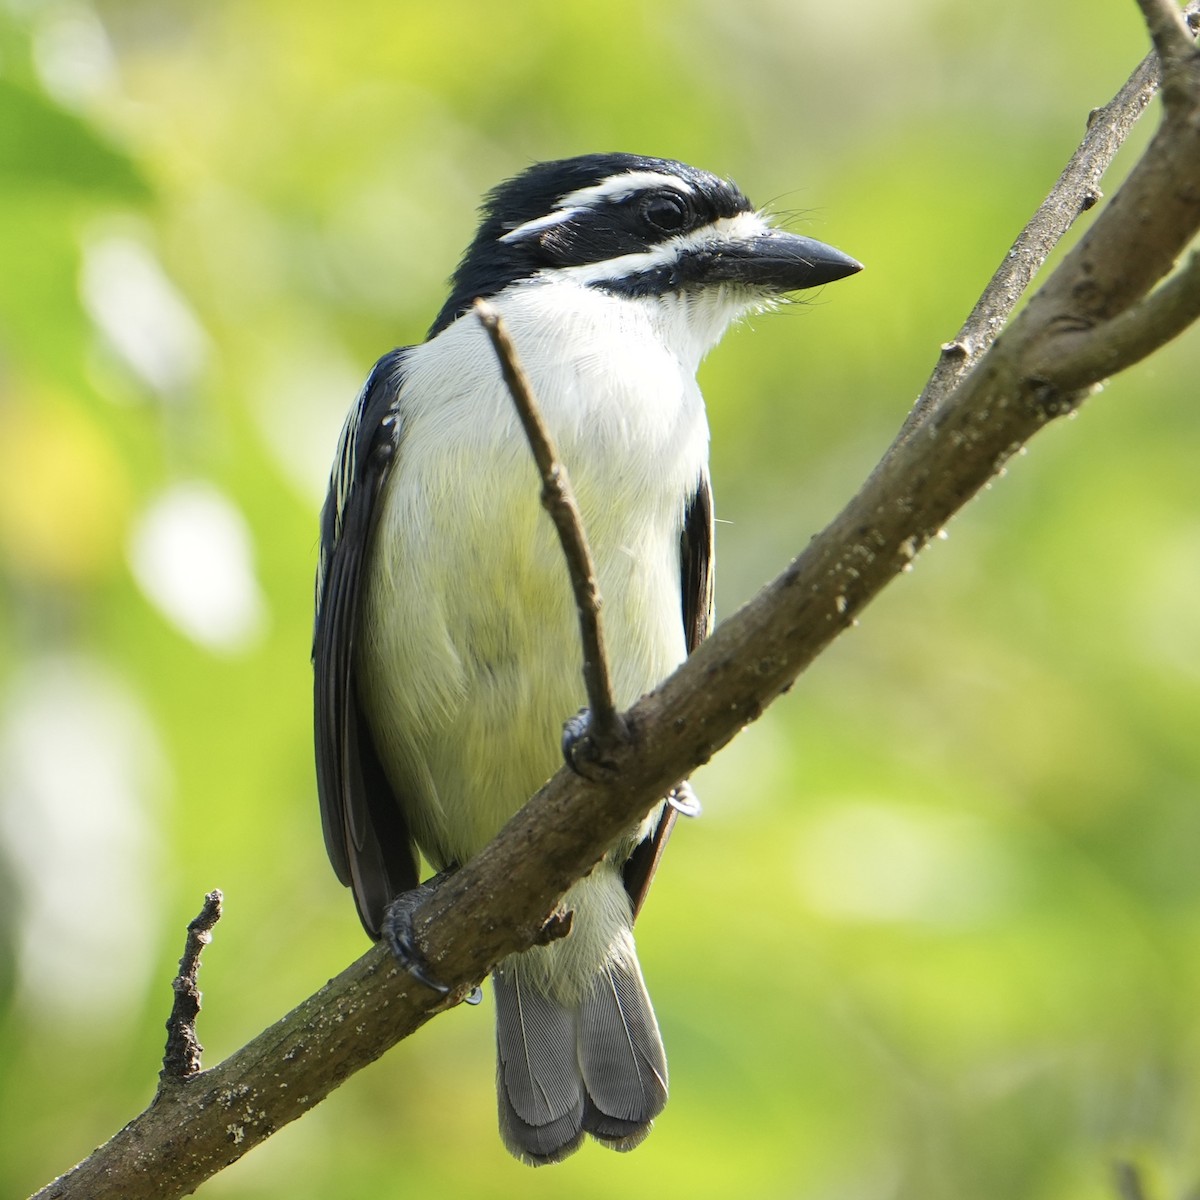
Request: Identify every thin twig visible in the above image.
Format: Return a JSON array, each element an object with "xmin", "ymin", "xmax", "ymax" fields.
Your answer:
[
  {"xmin": 473, "ymin": 298, "xmax": 625, "ymax": 750},
  {"xmin": 895, "ymin": 40, "xmax": 1163, "ymax": 442},
  {"xmin": 160, "ymin": 889, "xmax": 223, "ymax": 1084}
]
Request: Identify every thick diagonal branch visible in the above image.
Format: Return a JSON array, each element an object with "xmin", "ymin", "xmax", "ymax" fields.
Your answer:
[
  {"xmin": 1040, "ymin": 250, "xmax": 1200, "ymax": 389},
  {"xmin": 1137, "ymin": 0, "xmax": 1196, "ymax": 67}
]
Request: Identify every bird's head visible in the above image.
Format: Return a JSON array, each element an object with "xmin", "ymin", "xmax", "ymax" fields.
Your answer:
[{"xmin": 428, "ymin": 153, "xmax": 861, "ymax": 350}]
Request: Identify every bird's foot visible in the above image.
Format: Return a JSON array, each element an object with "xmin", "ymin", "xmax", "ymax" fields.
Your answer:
[
  {"xmin": 561, "ymin": 707, "xmax": 594, "ymax": 773},
  {"xmin": 381, "ymin": 871, "xmax": 455, "ymax": 994},
  {"xmin": 561, "ymin": 707, "xmax": 628, "ymax": 782},
  {"xmin": 667, "ymin": 780, "xmax": 702, "ymax": 818}
]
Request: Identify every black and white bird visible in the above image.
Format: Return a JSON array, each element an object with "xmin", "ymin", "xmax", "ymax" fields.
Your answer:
[{"xmin": 313, "ymin": 152, "xmax": 860, "ymax": 1165}]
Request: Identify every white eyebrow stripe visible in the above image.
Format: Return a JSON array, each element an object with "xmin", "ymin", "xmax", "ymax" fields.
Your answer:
[
  {"xmin": 557, "ymin": 170, "xmax": 696, "ymax": 210},
  {"xmin": 499, "ymin": 207, "xmax": 585, "ymax": 244},
  {"xmin": 497, "ymin": 170, "xmax": 699, "ymax": 245}
]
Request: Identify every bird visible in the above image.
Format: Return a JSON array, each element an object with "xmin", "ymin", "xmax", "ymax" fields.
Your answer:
[{"xmin": 312, "ymin": 152, "xmax": 861, "ymax": 1165}]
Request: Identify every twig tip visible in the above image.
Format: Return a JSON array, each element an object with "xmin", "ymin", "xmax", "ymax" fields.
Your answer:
[{"xmin": 160, "ymin": 889, "xmax": 226, "ymax": 1084}]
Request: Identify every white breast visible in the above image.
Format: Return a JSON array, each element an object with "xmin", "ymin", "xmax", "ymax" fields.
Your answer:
[{"xmin": 358, "ymin": 278, "xmax": 713, "ymax": 868}]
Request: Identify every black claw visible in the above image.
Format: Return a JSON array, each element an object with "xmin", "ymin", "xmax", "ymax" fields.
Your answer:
[
  {"xmin": 562, "ymin": 706, "xmax": 628, "ymax": 782},
  {"xmin": 561, "ymin": 707, "xmax": 594, "ymax": 774},
  {"xmin": 381, "ymin": 876, "xmax": 451, "ymax": 994},
  {"xmin": 667, "ymin": 781, "xmax": 702, "ymax": 818}
]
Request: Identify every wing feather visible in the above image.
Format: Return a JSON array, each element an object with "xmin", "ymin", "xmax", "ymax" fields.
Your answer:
[
  {"xmin": 621, "ymin": 471, "xmax": 714, "ymax": 917},
  {"xmin": 313, "ymin": 349, "xmax": 420, "ymax": 937}
]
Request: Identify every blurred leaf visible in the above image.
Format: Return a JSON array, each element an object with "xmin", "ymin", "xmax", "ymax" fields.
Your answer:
[{"xmin": 0, "ymin": 78, "xmax": 148, "ymax": 198}]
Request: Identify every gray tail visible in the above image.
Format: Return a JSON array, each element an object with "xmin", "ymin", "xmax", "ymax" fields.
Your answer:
[{"xmin": 492, "ymin": 951, "xmax": 668, "ymax": 1166}]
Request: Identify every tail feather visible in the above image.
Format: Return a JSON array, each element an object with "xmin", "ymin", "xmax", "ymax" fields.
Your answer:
[
  {"xmin": 492, "ymin": 948, "xmax": 668, "ymax": 1165},
  {"xmin": 578, "ymin": 957, "xmax": 668, "ymax": 1144},
  {"xmin": 493, "ymin": 963, "xmax": 585, "ymax": 1165}
]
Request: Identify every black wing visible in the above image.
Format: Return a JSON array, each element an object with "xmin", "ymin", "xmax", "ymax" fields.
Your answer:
[
  {"xmin": 622, "ymin": 470, "xmax": 714, "ymax": 917},
  {"xmin": 314, "ymin": 348, "xmax": 420, "ymax": 939},
  {"xmin": 679, "ymin": 472, "xmax": 716, "ymax": 656}
]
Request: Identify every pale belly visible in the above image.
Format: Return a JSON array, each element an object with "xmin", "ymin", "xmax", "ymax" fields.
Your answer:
[
  {"xmin": 357, "ymin": 436, "xmax": 689, "ymax": 872},
  {"xmin": 354, "ymin": 284, "xmax": 709, "ymax": 873}
]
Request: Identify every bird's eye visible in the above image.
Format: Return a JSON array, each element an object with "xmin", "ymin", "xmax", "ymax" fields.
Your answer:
[{"xmin": 641, "ymin": 192, "xmax": 691, "ymax": 234}]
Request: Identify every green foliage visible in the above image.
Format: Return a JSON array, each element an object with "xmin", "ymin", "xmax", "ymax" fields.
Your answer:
[
  {"xmin": 0, "ymin": 2, "xmax": 1197, "ymax": 1198},
  {"xmin": 0, "ymin": 78, "xmax": 148, "ymax": 195}
]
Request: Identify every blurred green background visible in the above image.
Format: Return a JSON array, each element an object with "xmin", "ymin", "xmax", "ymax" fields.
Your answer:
[{"xmin": 2, "ymin": 1, "xmax": 1198, "ymax": 1198}]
